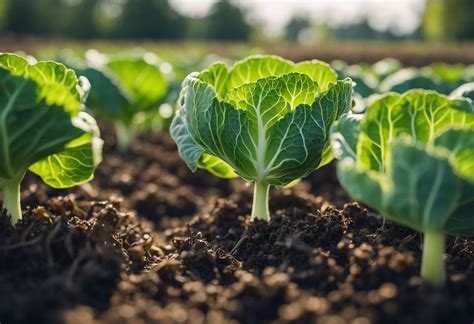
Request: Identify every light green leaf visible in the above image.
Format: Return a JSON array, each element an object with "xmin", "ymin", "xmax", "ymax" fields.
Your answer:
[
  {"xmin": 180, "ymin": 76, "xmax": 255, "ymax": 180},
  {"xmin": 434, "ymin": 128, "xmax": 474, "ymax": 182},
  {"xmin": 445, "ymin": 181, "xmax": 474, "ymax": 236},
  {"xmin": 265, "ymin": 80, "xmax": 352, "ymax": 185},
  {"xmin": 0, "ymin": 53, "xmax": 84, "ymax": 114},
  {"xmin": 294, "ymin": 60, "xmax": 337, "ymax": 91},
  {"xmin": 0, "ymin": 52, "xmax": 29, "ymax": 75},
  {"xmin": 382, "ymin": 137, "xmax": 461, "ymax": 232},
  {"xmin": 330, "ymin": 112, "xmax": 363, "ymax": 161},
  {"xmin": 197, "ymin": 55, "xmax": 337, "ymax": 100},
  {"xmin": 28, "ymin": 61, "xmax": 84, "ymax": 113},
  {"xmin": 197, "ymin": 154, "xmax": 237, "ymax": 179},
  {"xmin": 423, "ymin": 63, "xmax": 467, "ymax": 84},
  {"xmin": 0, "ymin": 71, "xmax": 82, "ymax": 179},
  {"xmin": 358, "ymin": 90, "xmax": 474, "ymax": 173},
  {"xmin": 379, "ymin": 67, "xmax": 446, "ymax": 94},
  {"xmin": 442, "ymin": 126, "xmax": 474, "ymax": 236},
  {"xmin": 107, "ymin": 58, "xmax": 168, "ymax": 111},
  {"xmin": 331, "ymin": 90, "xmax": 474, "ymax": 236},
  {"xmin": 75, "ymin": 66, "xmax": 132, "ymax": 122},
  {"xmin": 225, "ymin": 73, "xmax": 319, "ymax": 131},
  {"xmin": 72, "ymin": 53, "xmax": 171, "ymax": 151},
  {"xmin": 0, "ymin": 54, "xmax": 102, "ymax": 188},
  {"xmin": 172, "ymin": 55, "xmax": 352, "ymax": 187},
  {"xmin": 336, "ymin": 158, "xmax": 386, "ymax": 212},
  {"xmin": 318, "ymin": 145, "xmax": 334, "ymax": 169},
  {"xmin": 198, "ymin": 63, "xmax": 229, "ymax": 99},
  {"xmin": 226, "ymin": 56, "xmax": 294, "ymax": 90},
  {"xmin": 29, "ymin": 135, "xmax": 103, "ymax": 188}
]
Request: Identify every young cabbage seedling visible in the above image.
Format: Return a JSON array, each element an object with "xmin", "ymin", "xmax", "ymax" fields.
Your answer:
[
  {"xmin": 0, "ymin": 53, "xmax": 103, "ymax": 224},
  {"xmin": 331, "ymin": 90, "xmax": 474, "ymax": 286},
  {"xmin": 75, "ymin": 51, "xmax": 169, "ymax": 151},
  {"xmin": 172, "ymin": 55, "xmax": 353, "ymax": 221}
]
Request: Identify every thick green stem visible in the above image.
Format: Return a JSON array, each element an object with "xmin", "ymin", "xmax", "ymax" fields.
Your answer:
[
  {"xmin": 251, "ymin": 181, "xmax": 270, "ymax": 221},
  {"xmin": 421, "ymin": 231, "xmax": 446, "ymax": 287},
  {"xmin": 115, "ymin": 122, "xmax": 136, "ymax": 152},
  {"xmin": 2, "ymin": 174, "xmax": 24, "ymax": 224}
]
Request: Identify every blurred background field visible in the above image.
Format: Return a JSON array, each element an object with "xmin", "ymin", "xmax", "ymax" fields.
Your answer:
[{"xmin": 0, "ymin": 0, "xmax": 473, "ymax": 65}]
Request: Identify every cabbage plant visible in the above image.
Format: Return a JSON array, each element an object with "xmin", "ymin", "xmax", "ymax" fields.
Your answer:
[
  {"xmin": 0, "ymin": 53, "xmax": 103, "ymax": 224},
  {"xmin": 379, "ymin": 68, "xmax": 444, "ymax": 94},
  {"xmin": 172, "ymin": 55, "xmax": 353, "ymax": 221},
  {"xmin": 331, "ymin": 90, "xmax": 474, "ymax": 286},
  {"xmin": 450, "ymin": 82, "xmax": 474, "ymax": 101},
  {"xmin": 75, "ymin": 51, "xmax": 169, "ymax": 151},
  {"xmin": 379, "ymin": 64, "xmax": 473, "ymax": 95}
]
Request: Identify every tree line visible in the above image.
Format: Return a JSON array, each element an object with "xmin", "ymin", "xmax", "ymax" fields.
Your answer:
[
  {"xmin": 0, "ymin": 0, "xmax": 472, "ymax": 41},
  {"xmin": 0, "ymin": 0, "xmax": 251, "ymax": 40}
]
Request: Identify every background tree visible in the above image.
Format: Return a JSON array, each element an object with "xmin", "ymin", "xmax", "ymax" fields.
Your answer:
[
  {"xmin": 205, "ymin": 0, "xmax": 250, "ymax": 41},
  {"xmin": 285, "ymin": 15, "xmax": 310, "ymax": 42},
  {"xmin": 4, "ymin": 0, "xmax": 40, "ymax": 35},
  {"xmin": 423, "ymin": 0, "xmax": 474, "ymax": 40},
  {"xmin": 3, "ymin": 0, "xmax": 67, "ymax": 36},
  {"xmin": 65, "ymin": 0, "xmax": 99, "ymax": 39},
  {"xmin": 113, "ymin": 0, "xmax": 186, "ymax": 39}
]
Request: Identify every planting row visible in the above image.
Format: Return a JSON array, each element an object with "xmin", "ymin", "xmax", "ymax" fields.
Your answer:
[{"xmin": 0, "ymin": 52, "xmax": 473, "ymax": 290}]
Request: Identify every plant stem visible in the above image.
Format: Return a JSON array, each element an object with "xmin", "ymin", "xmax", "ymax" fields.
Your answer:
[
  {"xmin": 2, "ymin": 174, "xmax": 24, "ymax": 224},
  {"xmin": 251, "ymin": 181, "xmax": 270, "ymax": 221},
  {"xmin": 421, "ymin": 231, "xmax": 446, "ymax": 287},
  {"xmin": 115, "ymin": 122, "xmax": 136, "ymax": 152}
]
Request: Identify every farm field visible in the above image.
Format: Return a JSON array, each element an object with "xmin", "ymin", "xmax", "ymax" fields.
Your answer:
[
  {"xmin": 0, "ymin": 39, "xmax": 473, "ymax": 324},
  {"xmin": 2, "ymin": 37, "xmax": 474, "ymax": 65}
]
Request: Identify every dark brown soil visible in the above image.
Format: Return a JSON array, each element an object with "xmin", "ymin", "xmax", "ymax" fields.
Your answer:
[{"xmin": 0, "ymin": 128, "xmax": 473, "ymax": 324}]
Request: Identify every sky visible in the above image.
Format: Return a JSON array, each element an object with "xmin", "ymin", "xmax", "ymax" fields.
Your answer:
[{"xmin": 169, "ymin": 0, "xmax": 427, "ymax": 36}]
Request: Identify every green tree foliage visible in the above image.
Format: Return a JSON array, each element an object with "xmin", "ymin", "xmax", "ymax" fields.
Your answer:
[
  {"xmin": 113, "ymin": 0, "xmax": 186, "ymax": 39},
  {"xmin": 65, "ymin": 0, "xmax": 99, "ymax": 39},
  {"xmin": 330, "ymin": 19, "xmax": 419, "ymax": 41},
  {"xmin": 3, "ymin": 0, "xmax": 99, "ymax": 37},
  {"xmin": 1, "ymin": 0, "xmax": 186, "ymax": 39},
  {"xmin": 285, "ymin": 15, "xmax": 310, "ymax": 42},
  {"xmin": 4, "ymin": 0, "xmax": 44, "ymax": 35},
  {"xmin": 423, "ymin": 0, "xmax": 474, "ymax": 40},
  {"xmin": 205, "ymin": 0, "xmax": 250, "ymax": 41},
  {"xmin": 0, "ymin": 0, "xmax": 254, "ymax": 41}
]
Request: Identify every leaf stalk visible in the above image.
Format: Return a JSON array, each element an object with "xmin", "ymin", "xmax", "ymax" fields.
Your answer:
[
  {"xmin": 115, "ymin": 122, "xmax": 136, "ymax": 152},
  {"xmin": 421, "ymin": 231, "xmax": 446, "ymax": 287},
  {"xmin": 2, "ymin": 173, "xmax": 24, "ymax": 224},
  {"xmin": 251, "ymin": 181, "xmax": 270, "ymax": 221}
]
